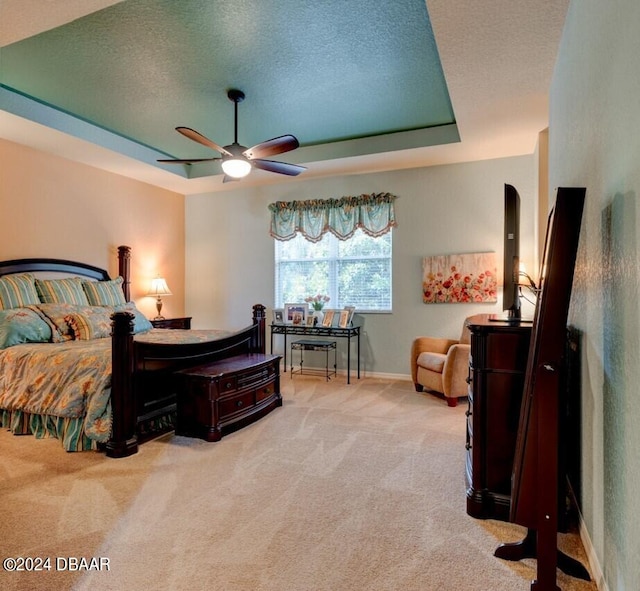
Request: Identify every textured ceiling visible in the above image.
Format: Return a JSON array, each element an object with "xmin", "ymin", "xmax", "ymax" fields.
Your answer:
[{"xmin": 0, "ymin": 1, "xmax": 569, "ymax": 194}]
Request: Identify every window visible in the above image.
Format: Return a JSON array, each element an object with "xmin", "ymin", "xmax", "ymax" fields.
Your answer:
[{"xmin": 275, "ymin": 229, "xmax": 392, "ymax": 312}]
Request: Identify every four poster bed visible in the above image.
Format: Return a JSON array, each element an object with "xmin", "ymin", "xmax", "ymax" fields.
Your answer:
[{"xmin": 0, "ymin": 246, "xmax": 273, "ymax": 457}]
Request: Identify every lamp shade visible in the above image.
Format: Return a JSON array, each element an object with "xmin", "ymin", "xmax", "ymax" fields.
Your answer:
[{"xmin": 147, "ymin": 277, "xmax": 172, "ymax": 297}]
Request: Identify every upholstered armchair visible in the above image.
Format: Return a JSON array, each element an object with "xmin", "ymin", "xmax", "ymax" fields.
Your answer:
[{"xmin": 410, "ymin": 319, "xmax": 471, "ymax": 407}]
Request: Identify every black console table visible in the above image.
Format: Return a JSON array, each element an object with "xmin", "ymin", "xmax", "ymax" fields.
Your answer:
[{"xmin": 270, "ymin": 323, "xmax": 361, "ymax": 384}]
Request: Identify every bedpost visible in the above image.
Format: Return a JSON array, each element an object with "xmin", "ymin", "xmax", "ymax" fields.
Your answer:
[
  {"xmin": 252, "ymin": 304, "xmax": 266, "ymax": 354},
  {"xmin": 118, "ymin": 245, "xmax": 131, "ymax": 302},
  {"xmin": 106, "ymin": 311, "xmax": 138, "ymax": 458}
]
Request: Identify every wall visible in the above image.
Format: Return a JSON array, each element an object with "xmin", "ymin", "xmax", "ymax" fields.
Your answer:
[
  {"xmin": 549, "ymin": 0, "xmax": 640, "ymax": 589},
  {"xmin": 0, "ymin": 138, "xmax": 186, "ymax": 319},
  {"xmin": 185, "ymin": 154, "xmax": 536, "ymax": 376}
]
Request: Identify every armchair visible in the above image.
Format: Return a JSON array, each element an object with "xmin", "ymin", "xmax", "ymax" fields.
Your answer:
[{"xmin": 410, "ymin": 318, "xmax": 472, "ymax": 407}]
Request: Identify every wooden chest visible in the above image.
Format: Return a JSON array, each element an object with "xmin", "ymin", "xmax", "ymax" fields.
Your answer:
[{"xmin": 175, "ymin": 353, "xmax": 282, "ymax": 442}]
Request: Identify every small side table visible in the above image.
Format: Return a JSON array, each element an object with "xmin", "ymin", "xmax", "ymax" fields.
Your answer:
[
  {"xmin": 291, "ymin": 339, "xmax": 337, "ymax": 381},
  {"xmin": 151, "ymin": 317, "xmax": 192, "ymax": 329}
]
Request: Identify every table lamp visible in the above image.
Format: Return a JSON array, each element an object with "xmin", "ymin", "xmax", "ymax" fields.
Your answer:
[{"xmin": 147, "ymin": 276, "xmax": 172, "ymax": 320}]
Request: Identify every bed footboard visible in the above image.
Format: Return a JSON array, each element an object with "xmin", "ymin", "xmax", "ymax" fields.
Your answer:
[{"xmin": 106, "ymin": 304, "xmax": 267, "ymax": 458}]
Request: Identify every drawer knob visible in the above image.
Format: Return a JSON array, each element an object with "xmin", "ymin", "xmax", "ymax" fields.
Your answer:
[
  {"xmin": 236, "ymin": 400, "xmax": 244, "ymax": 408},
  {"xmin": 226, "ymin": 383, "xmax": 233, "ymax": 389},
  {"xmin": 264, "ymin": 387, "xmax": 271, "ymax": 394}
]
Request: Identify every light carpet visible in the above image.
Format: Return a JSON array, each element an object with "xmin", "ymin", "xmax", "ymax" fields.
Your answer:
[{"xmin": 0, "ymin": 376, "xmax": 596, "ymax": 591}]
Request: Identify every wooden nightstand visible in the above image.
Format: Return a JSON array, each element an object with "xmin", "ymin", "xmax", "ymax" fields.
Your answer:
[{"xmin": 150, "ymin": 317, "xmax": 192, "ymax": 330}]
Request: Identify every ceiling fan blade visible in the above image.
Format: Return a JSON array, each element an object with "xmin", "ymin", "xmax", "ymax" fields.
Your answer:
[
  {"xmin": 176, "ymin": 127, "xmax": 232, "ymax": 156},
  {"xmin": 252, "ymin": 159, "xmax": 307, "ymax": 176},
  {"xmin": 244, "ymin": 135, "xmax": 299, "ymax": 160},
  {"xmin": 157, "ymin": 157, "xmax": 221, "ymax": 164}
]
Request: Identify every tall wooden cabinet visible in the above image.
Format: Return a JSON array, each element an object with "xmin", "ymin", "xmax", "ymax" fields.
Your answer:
[{"xmin": 465, "ymin": 316, "xmax": 532, "ymax": 521}]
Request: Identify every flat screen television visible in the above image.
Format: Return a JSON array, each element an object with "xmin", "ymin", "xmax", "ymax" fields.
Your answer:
[{"xmin": 490, "ymin": 184, "xmax": 523, "ymax": 322}]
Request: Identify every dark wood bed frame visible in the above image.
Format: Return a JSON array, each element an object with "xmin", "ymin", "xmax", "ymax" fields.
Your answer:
[{"xmin": 0, "ymin": 245, "xmax": 267, "ymax": 458}]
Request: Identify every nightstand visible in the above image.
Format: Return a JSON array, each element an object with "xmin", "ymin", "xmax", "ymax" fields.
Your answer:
[{"xmin": 150, "ymin": 317, "xmax": 192, "ymax": 330}]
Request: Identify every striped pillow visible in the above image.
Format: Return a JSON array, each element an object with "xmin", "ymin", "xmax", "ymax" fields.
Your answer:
[
  {"xmin": 0, "ymin": 273, "xmax": 40, "ymax": 310},
  {"xmin": 65, "ymin": 307, "xmax": 112, "ymax": 341},
  {"xmin": 82, "ymin": 276, "xmax": 126, "ymax": 306},
  {"xmin": 35, "ymin": 277, "xmax": 90, "ymax": 305}
]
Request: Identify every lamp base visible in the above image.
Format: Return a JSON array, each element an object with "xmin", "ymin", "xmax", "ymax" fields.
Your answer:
[{"xmin": 155, "ymin": 297, "xmax": 165, "ymax": 320}]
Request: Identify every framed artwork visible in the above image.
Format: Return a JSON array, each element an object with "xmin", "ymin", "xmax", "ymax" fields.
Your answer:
[
  {"xmin": 284, "ymin": 303, "xmax": 308, "ymax": 325},
  {"xmin": 422, "ymin": 252, "xmax": 497, "ymax": 303},
  {"xmin": 305, "ymin": 315, "xmax": 315, "ymax": 327},
  {"xmin": 273, "ymin": 309, "xmax": 284, "ymax": 324},
  {"xmin": 322, "ymin": 310, "xmax": 335, "ymax": 327},
  {"xmin": 344, "ymin": 306, "xmax": 356, "ymax": 325},
  {"xmin": 338, "ymin": 310, "xmax": 350, "ymax": 328}
]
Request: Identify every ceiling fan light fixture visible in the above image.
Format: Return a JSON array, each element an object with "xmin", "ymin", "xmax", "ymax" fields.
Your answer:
[{"xmin": 221, "ymin": 157, "xmax": 252, "ymax": 178}]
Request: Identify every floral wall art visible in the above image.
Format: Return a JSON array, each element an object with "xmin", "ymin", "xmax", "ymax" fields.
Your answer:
[{"xmin": 422, "ymin": 252, "xmax": 497, "ymax": 304}]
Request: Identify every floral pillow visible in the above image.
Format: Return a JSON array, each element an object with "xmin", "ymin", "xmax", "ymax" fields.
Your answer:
[
  {"xmin": 0, "ymin": 308, "xmax": 53, "ymax": 349},
  {"xmin": 27, "ymin": 303, "xmax": 84, "ymax": 342},
  {"xmin": 65, "ymin": 302, "xmax": 153, "ymax": 341},
  {"xmin": 65, "ymin": 307, "xmax": 113, "ymax": 341}
]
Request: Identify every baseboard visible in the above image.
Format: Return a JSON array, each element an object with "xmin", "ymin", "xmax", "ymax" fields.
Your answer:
[
  {"xmin": 578, "ymin": 511, "xmax": 609, "ymax": 591},
  {"xmin": 278, "ymin": 361, "xmax": 412, "ymax": 383}
]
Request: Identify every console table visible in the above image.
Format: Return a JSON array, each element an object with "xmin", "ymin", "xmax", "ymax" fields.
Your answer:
[{"xmin": 270, "ymin": 323, "xmax": 360, "ymax": 384}]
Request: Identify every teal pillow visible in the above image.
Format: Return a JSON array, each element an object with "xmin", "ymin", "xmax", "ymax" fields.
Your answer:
[
  {"xmin": 36, "ymin": 277, "xmax": 90, "ymax": 305},
  {"xmin": 82, "ymin": 277, "xmax": 127, "ymax": 306},
  {"xmin": 0, "ymin": 273, "xmax": 40, "ymax": 310},
  {"xmin": 0, "ymin": 308, "xmax": 53, "ymax": 349},
  {"xmin": 115, "ymin": 302, "xmax": 153, "ymax": 334}
]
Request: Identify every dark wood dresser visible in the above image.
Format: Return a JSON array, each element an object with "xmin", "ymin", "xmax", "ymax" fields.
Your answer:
[
  {"xmin": 175, "ymin": 353, "xmax": 282, "ymax": 442},
  {"xmin": 465, "ymin": 315, "xmax": 532, "ymax": 521}
]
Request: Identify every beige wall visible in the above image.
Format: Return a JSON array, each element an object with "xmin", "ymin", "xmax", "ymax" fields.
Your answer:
[{"xmin": 0, "ymin": 138, "xmax": 185, "ymax": 319}]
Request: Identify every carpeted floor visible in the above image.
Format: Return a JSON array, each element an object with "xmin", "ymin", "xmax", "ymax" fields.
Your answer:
[{"xmin": 0, "ymin": 376, "xmax": 597, "ymax": 591}]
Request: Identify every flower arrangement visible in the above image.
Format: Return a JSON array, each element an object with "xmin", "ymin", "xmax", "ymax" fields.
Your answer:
[{"xmin": 305, "ymin": 294, "xmax": 330, "ymax": 311}]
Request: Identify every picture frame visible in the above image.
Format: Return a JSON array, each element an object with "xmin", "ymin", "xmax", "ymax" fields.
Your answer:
[
  {"xmin": 322, "ymin": 309, "xmax": 335, "ymax": 327},
  {"xmin": 305, "ymin": 315, "xmax": 315, "ymax": 327},
  {"xmin": 273, "ymin": 309, "xmax": 284, "ymax": 324},
  {"xmin": 284, "ymin": 303, "xmax": 308, "ymax": 325},
  {"xmin": 344, "ymin": 306, "xmax": 356, "ymax": 326},
  {"xmin": 338, "ymin": 309, "xmax": 350, "ymax": 328}
]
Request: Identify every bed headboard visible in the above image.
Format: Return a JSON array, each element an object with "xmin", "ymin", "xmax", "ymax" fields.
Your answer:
[{"xmin": 0, "ymin": 245, "xmax": 131, "ymax": 301}]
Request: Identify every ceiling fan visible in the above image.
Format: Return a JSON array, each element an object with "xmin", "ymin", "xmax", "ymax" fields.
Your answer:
[{"xmin": 158, "ymin": 89, "xmax": 306, "ymax": 182}]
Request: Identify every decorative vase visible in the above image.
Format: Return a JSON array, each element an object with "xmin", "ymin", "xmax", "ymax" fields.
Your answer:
[{"xmin": 313, "ymin": 310, "xmax": 324, "ymax": 325}]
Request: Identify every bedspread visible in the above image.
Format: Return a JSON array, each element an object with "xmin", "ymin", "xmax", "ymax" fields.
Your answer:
[
  {"xmin": 0, "ymin": 328, "xmax": 237, "ymax": 448},
  {"xmin": 0, "ymin": 338, "xmax": 113, "ymax": 441}
]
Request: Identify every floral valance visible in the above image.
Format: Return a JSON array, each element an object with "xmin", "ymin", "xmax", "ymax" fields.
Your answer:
[{"xmin": 268, "ymin": 192, "xmax": 397, "ymax": 242}]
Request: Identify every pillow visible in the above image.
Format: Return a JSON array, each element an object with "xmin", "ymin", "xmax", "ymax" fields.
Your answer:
[
  {"xmin": 0, "ymin": 273, "xmax": 40, "ymax": 310},
  {"xmin": 35, "ymin": 277, "xmax": 90, "ymax": 305},
  {"xmin": 27, "ymin": 303, "xmax": 85, "ymax": 342},
  {"xmin": 65, "ymin": 302, "xmax": 153, "ymax": 341},
  {"xmin": 0, "ymin": 308, "xmax": 53, "ymax": 349},
  {"xmin": 82, "ymin": 276, "xmax": 126, "ymax": 306},
  {"xmin": 116, "ymin": 302, "xmax": 153, "ymax": 334},
  {"xmin": 65, "ymin": 307, "xmax": 112, "ymax": 341}
]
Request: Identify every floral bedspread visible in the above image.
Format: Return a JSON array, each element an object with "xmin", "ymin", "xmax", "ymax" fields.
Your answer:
[
  {"xmin": 0, "ymin": 328, "xmax": 237, "ymax": 443},
  {"xmin": 0, "ymin": 338, "xmax": 113, "ymax": 441}
]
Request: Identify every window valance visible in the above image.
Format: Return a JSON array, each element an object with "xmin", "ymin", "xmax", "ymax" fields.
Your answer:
[{"xmin": 268, "ymin": 192, "xmax": 397, "ymax": 242}]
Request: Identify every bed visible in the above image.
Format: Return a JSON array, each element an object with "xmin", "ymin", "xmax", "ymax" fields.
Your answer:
[{"xmin": 0, "ymin": 246, "xmax": 269, "ymax": 457}]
